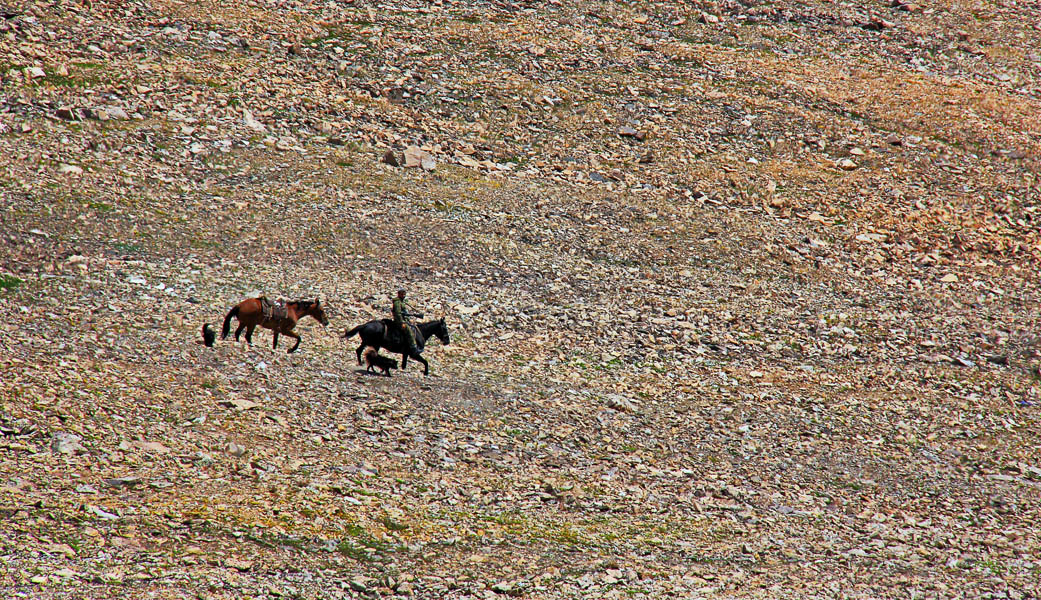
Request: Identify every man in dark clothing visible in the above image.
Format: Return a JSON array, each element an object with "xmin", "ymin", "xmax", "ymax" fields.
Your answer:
[{"xmin": 392, "ymin": 288, "xmax": 421, "ymax": 355}]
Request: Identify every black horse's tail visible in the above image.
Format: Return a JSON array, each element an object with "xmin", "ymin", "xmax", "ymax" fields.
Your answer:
[
  {"xmin": 342, "ymin": 324, "xmax": 363, "ymax": 339},
  {"xmin": 221, "ymin": 306, "xmax": 239, "ymax": 339}
]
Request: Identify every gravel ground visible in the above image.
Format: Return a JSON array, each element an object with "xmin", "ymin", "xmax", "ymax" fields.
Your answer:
[{"xmin": 1, "ymin": 1, "xmax": 1040, "ymax": 598}]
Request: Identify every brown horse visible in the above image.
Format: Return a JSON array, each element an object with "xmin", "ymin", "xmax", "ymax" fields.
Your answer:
[{"xmin": 221, "ymin": 297, "xmax": 329, "ymax": 353}]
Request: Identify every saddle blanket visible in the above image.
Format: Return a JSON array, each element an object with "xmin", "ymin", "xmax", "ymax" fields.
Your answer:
[{"xmin": 260, "ymin": 296, "xmax": 288, "ymax": 322}]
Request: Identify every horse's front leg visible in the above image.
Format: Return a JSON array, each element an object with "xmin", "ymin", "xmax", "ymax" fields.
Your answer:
[
  {"xmin": 414, "ymin": 353, "xmax": 429, "ymax": 376},
  {"xmin": 272, "ymin": 331, "xmax": 279, "ymax": 349},
  {"xmin": 286, "ymin": 331, "xmax": 301, "ymax": 354}
]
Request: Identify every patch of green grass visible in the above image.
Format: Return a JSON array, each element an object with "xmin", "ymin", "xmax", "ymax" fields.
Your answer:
[
  {"xmin": 278, "ymin": 535, "xmax": 308, "ymax": 550},
  {"xmin": 111, "ymin": 241, "xmax": 141, "ymax": 254},
  {"xmin": 0, "ymin": 274, "xmax": 22, "ymax": 291},
  {"xmin": 342, "ymin": 140, "xmax": 365, "ymax": 152},
  {"xmin": 304, "ymin": 25, "xmax": 365, "ymax": 46},
  {"xmin": 63, "ymin": 535, "xmax": 83, "ymax": 553},
  {"xmin": 830, "ymin": 477, "xmax": 862, "ymax": 491},
  {"xmin": 29, "ymin": 66, "xmax": 104, "ymax": 88},
  {"xmin": 378, "ymin": 515, "xmax": 408, "ymax": 532},
  {"xmin": 979, "ymin": 558, "xmax": 1006, "ymax": 576},
  {"xmin": 41, "ymin": 72, "xmax": 85, "ymax": 87},
  {"xmin": 478, "ymin": 511, "xmax": 526, "ymax": 528},
  {"xmin": 189, "ymin": 237, "xmax": 221, "ymax": 249},
  {"xmin": 87, "ymin": 200, "xmax": 113, "ymax": 213},
  {"xmin": 541, "ymin": 523, "xmax": 585, "ymax": 546},
  {"xmin": 336, "ymin": 523, "xmax": 399, "ymax": 562},
  {"xmin": 348, "ymin": 485, "xmax": 381, "ymax": 498}
]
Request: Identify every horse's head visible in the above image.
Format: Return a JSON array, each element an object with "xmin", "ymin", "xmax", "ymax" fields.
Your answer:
[
  {"xmin": 435, "ymin": 317, "xmax": 450, "ymax": 345},
  {"xmin": 310, "ymin": 297, "xmax": 330, "ymax": 327}
]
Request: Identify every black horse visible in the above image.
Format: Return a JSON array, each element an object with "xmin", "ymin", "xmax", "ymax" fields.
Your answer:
[{"xmin": 342, "ymin": 318, "xmax": 450, "ymax": 375}]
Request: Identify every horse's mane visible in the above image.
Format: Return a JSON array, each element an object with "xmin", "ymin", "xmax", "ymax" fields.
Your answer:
[{"xmin": 290, "ymin": 299, "xmax": 315, "ymax": 309}]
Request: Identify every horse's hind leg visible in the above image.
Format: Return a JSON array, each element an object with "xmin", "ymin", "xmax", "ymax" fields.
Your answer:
[
  {"xmin": 245, "ymin": 325, "xmax": 255, "ymax": 345},
  {"xmin": 272, "ymin": 332, "xmax": 279, "ymax": 349},
  {"xmin": 235, "ymin": 323, "xmax": 246, "ymax": 341},
  {"xmin": 286, "ymin": 332, "xmax": 301, "ymax": 354}
]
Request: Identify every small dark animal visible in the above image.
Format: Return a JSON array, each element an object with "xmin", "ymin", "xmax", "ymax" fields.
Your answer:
[
  {"xmin": 202, "ymin": 323, "xmax": 216, "ymax": 347},
  {"xmin": 343, "ymin": 317, "xmax": 450, "ymax": 376},
  {"xmin": 363, "ymin": 347, "xmax": 398, "ymax": 377},
  {"xmin": 221, "ymin": 297, "xmax": 329, "ymax": 353}
]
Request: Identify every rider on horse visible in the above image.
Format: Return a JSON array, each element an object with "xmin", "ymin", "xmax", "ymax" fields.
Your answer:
[{"xmin": 393, "ymin": 288, "xmax": 423, "ymax": 356}]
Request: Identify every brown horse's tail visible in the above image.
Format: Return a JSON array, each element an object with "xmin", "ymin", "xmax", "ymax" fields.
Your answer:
[
  {"xmin": 342, "ymin": 324, "xmax": 363, "ymax": 339},
  {"xmin": 221, "ymin": 306, "xmax": 239, "ymax": 339}
]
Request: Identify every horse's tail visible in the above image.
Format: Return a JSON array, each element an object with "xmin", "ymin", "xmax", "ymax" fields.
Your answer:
[
  {"xmin": 342, "ymin": 324, "xmax": 362, "ymax": 339},
  {"xmin": 221, "ymin": 305, "xmax": 239, "ymax": 339}
]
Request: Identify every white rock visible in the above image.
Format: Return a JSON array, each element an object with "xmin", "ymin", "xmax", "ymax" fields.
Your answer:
[
  {"xmin": 603, "ymin": 394, "xmax": 638, "ymax": 412},
  {"xmin": 243, "ymin": 109, "xmax": 266, "ymax": 132},
  {"xmin": 404, "ymin": 146, "xmax": 436, "ymax": 170},
  {"xmin": 87, "ymin": 505, "xmax": 119, "ymax": 520},
  {"xmin": 105, "ymin": 106, "xmax": 129, "ymax": 120},
  {"xmin": 51, "ymin": 432, "xmax": 86, "ymax": 454}
]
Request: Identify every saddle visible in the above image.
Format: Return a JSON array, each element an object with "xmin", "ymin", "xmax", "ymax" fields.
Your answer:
[
  {"xmin": 381, "ymin": 319, "xmax": 423, "ymax": 350},
  {"xmin": 260, "ymin": 296, "xmax": 288, "ymax": 323}
]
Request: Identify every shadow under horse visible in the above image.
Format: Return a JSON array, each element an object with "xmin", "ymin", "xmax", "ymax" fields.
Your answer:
[
  {"xmin": 342, "ymin": 318, "xmax": 450, "ymax": 375},
  {"xmin": 221, "ymin": 297, "xmax": 329, "ymax": 353}
]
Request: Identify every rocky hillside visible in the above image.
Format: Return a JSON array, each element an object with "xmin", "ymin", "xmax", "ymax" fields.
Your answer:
[{"xmin": 1, "ymin": 0, "xmax": 1040, "ymax": 598}]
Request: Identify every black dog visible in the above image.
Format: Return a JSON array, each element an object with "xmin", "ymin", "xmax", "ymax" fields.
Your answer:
[
  {"xmin": 363, "ymin": 347, "xmax": 398, "ymax": 377},
  {"xmin": 202, "ymin": 323, "xmax": 216, "ymax": 347}
]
